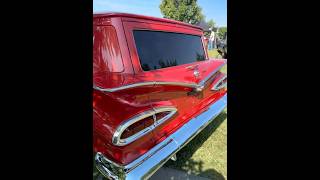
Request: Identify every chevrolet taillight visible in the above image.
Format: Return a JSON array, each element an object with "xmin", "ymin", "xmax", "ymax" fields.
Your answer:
[
  {"xmin": 120, "ymin": 116, "xmax": 154, "ymax": 139},
  {"xmin": 212, "ymin": 73, "xmax": 227, "ymax": 91},
  {"xmin": 112, "ymin": 107, "xmax": 177, "ymax": 146}
]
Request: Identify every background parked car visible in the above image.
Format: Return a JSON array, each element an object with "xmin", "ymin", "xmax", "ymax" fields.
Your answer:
[{"xmin": 217, "ymin": 32, "xmax": 227, "ymax": 58}]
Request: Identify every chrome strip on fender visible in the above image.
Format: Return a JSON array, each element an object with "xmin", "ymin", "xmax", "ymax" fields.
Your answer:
[
  {"xmin": 155, "ymin": 81, "xmax": 198, "ymax": 88},
  {"xmin": 93, "ymin": 82, "xmax": 156, "ymax": 92},
  {"xmin": 93, "ymin": 82, "xmax": 197, "ymax": 92},
  {"xmin": 93, "ymin": 61, "xmax": 226, "ymax": 93}
]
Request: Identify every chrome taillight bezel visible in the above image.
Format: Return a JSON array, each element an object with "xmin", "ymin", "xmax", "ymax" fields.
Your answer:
[
  {"xmin": 211, "ymin": 74, "xmax": 227, "ymax": 91},
  {"xmin": 112, "ymin": 107, "xmax": 177, "ymax": 146}
]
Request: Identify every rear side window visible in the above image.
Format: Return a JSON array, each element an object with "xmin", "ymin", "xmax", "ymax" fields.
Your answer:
[{"xmin": 133, "ymin": 30, "xmax": 206, "ymax": 71}]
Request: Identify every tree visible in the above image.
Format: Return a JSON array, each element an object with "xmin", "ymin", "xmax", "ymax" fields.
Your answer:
[
  {"xmin": 159, "ymin": 0, "xmax": 204, "ymax": 25},
  {"xmin": 207, "ymin": 19, "xmax": 215, "ymax": 29},
  {"xmin": 217, "ymin": 27, "xmax": 227, "ymax": 39}
]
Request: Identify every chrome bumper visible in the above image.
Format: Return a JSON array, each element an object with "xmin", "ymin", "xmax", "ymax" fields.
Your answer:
[{"xmin": 95, "ymin": 93, "xmax": 227, "ymax": 180}]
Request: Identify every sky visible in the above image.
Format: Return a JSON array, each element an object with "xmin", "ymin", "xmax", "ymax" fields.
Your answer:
[{"xmin": 93, "ymin": 0, "xmax": 227, "ymax": 27}]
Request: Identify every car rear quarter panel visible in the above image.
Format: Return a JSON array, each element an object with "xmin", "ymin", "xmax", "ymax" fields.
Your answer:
[{"xmin": 93, "ymin": 15, "xmax": 226, "ymax": 165}]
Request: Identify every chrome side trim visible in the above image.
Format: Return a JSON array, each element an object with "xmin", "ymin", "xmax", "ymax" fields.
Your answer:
[
  {"xmin": 95, "ymin": 94, "xmax": 227, "ymax": 180},
  {"xmin": 94, "ymin": 81, "xmax": 197, "ymax": 92},
  {"xmin": 93, "ymin": 82, "xmax": 156, "ymax": 92},
  {"xmin": 93, "ymin": 60, "xmax": 226, "ymax": 93},
  {"xmin": 155, "ymin": 81, "xmax": 198, "ymax": 88},
  {"xmin": 112, "ymin": 107, "xmax": 177, "ymax": 146}
]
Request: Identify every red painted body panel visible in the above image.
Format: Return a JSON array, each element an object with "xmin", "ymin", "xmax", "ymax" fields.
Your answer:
[{"xmin": 93, "ymin": 13, "xmax": 227, "ymax": 165}]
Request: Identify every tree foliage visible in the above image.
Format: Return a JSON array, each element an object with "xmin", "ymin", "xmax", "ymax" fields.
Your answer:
[
  {"xmin": 217, "ymin": 27, "xmax": 227, "ymax": 39},
  {"xmin": 159, "ymin": 0, "xmax": 204, "ymax": 25},
  {"xmin": 207, "ymin": 19, "xmax": 215, "ymax": 29}
]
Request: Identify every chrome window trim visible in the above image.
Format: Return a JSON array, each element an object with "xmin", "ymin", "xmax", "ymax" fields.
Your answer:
[
  {"xmin": 93, "ymin": 61, "xmax": 226, "ymax": 93},
  {"xmin": 112, "ymin": 107, "xmax": 177, "ymax": 146}
]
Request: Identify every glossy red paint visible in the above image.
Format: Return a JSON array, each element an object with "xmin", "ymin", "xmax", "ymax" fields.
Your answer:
[{"xmin": 93, "ymin": 12, "xmax": 227, "ymax": 165}]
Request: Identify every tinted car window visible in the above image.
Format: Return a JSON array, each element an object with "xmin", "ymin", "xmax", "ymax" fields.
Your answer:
[{"xmin": 133, "ymin": 30, "xmax": 206, "ymax": 71}]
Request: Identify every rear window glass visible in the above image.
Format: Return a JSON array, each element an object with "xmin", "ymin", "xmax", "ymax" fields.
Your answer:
[{"xmin": 133, "ymin": 30, "xmax": 206, "ymax": 71}]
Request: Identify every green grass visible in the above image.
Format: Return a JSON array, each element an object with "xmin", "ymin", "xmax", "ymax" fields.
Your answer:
[
  {"xmin": 162, "ymin": 49, "xmax": 227, "ymax": 179},
  {"xmin": 163, "ymin": 110, "xmax": 227, "ymax": 180},
  {"xmin": 208, "ymin": 49, "xmax": 221, "ymax": 59}
]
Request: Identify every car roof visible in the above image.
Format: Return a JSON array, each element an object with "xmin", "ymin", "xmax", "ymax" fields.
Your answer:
[{"xmin": 93, "ymin": 12, "xmax": 203, "ymax": 31}]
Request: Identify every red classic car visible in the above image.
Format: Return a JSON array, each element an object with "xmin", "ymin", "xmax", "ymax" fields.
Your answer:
[{"xmin": 93, "ymin": 12, "xmax": 227, "ymax": 180}]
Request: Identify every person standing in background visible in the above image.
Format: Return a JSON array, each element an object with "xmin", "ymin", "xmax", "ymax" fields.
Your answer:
[
  {"xmin": 215, "ymin": 27, "xmax": 220, "ymax": 49},
  {"xmin": 208, "ymin": 28, "xmax": 213, "ymax": 50},
  {"xmin": 209, "ymin": 29, "xmax": 215, "ymax": 50},
  {"xmin": 216, "ymin": 35, "xmax": 220, "ymax": 49}
]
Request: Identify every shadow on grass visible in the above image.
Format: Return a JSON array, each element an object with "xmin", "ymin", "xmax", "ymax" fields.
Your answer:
[{"xmin": 164, "ymin": 111, "xmax": 227, "ymax": 179}]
